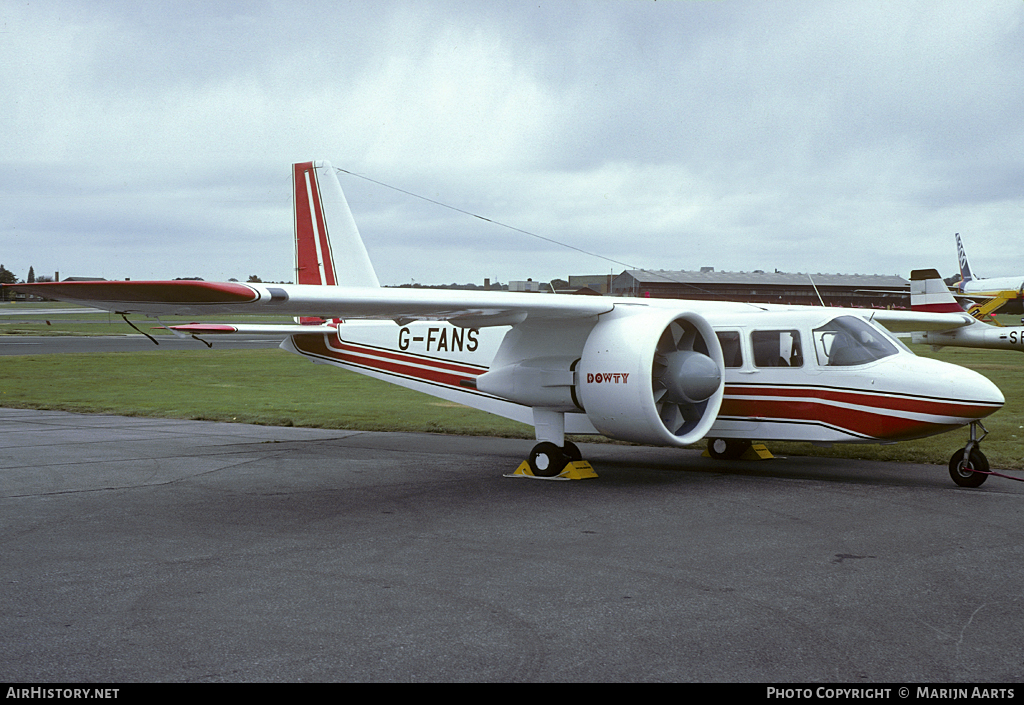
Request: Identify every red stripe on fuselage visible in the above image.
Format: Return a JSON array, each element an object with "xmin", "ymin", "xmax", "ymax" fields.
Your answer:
[
  {"xmin": 725, "ymin": 385, "xmax": 997, "ymax": 418},
  {"xmin": 291, "ymin": 334, "xmax": 487, "ymax": 388},
  {"xmin": 720, "ymin": 397, "xmax": 959, "ymax": 440},
  {"xmin": 721, "ymin": 384, "xmax": 996, "ymax": 441},
  {"xmin": 330, "ymin": 339, "xmax": 486, "ymax": 376}
]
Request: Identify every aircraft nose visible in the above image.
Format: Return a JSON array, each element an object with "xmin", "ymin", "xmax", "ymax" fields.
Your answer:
[
  {"xmin": 953, "ymin": 366, "xmax": 1004, "ymax": 419},
  {"xmin": 885, "ymin": 356, "xmax": 1004, "ymax": 441}
]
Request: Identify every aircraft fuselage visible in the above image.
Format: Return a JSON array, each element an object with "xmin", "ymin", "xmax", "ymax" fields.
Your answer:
[{"xmin": 286, "ymin": 307, "xmax": 1003, "ymax": 448}]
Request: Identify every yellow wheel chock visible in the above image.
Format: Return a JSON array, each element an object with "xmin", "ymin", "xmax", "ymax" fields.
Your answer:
[
  {"xmin": 742, "ymin": 443, "xmax": 775, "ymax": 460},
  {"xmin": 505, "ymin": 460, "xmax": 599, "ymax": 480}
]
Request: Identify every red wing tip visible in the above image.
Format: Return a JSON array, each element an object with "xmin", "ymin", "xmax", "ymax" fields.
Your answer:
[{"xmin": 5, "ymin": 280, "xmax": 260, "ymax": 304}]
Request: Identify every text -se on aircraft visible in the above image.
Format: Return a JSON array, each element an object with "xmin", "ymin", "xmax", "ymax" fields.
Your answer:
[{"xmin": 5, "ymin": 162, "xmax": 1007, "ymax": 488}]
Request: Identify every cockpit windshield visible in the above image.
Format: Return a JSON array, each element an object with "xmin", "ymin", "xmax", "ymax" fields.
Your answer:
[{"xmin": 812, "ymin": 315, "xmax": 899, "ymax": 367}]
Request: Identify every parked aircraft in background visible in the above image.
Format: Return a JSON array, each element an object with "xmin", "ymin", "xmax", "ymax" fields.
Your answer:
[
  {"xmin": 956, "ymin": 233, "xmax": 1024, "ymax": 315},
  {"xmin": 4, "ymin": 162, "xmax": 1007, "ymax": 487},
  {"xmin": 908, "ymin": 268, "xmax": 1024, "ymax": 353}
]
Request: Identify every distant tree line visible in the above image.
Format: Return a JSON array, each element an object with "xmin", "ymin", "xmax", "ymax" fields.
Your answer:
[
  {"xmin": 0, "ymin": 264, "xmax": 16, "ymax": 301},
  {"xmin": 1, "ymin": 264, "xmax": 58, "ymax": 301}
]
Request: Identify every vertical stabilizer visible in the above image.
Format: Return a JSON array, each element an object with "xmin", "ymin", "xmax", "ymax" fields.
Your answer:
[
  {"xmin": 293, "ymin": 161, "xmax": 380, "ymax": 288},
  {"xmin": 955, "ymin": 233, "xmax": 974, "ymax": 290},
  {"xmin": 910, "ymin": 269, "xmax": 962, "ymax": 313}
]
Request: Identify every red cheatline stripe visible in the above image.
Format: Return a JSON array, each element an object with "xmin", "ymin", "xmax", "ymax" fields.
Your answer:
[
  {"xmin": 330, "ymin": 339, "xmax": 486, "ymax": 375},
  {"xmin": 719, "ymin": 397, "xmax": 964, "ymax": 440},
  {"xmin": 725, "ymin": 385, "xmax": 999, "ymax": 417},
  {"xmin": 292, "ymin": 335, "xmax": 486, "ymax": 386},
  {"xmin": 721, "ymin": 383, "xmax": 995, "ymax": 440}
]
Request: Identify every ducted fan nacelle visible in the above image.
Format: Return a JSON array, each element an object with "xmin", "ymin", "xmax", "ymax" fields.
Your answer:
[{"xmin": 576, "ymin": 308, "xmax": 724, "ymax": 446}]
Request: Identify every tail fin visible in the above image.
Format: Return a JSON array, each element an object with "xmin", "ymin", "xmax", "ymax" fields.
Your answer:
[
  {"xmin": 955, "ymin": 233, "xmax": 974, "ymax": 290},
  {"xmin": 293, "ymin": 161, "xmax": 380, "ymax": 288},
  {"xmin": 910, "ymin": 268, "xmax": 962, "ymax": 313}
]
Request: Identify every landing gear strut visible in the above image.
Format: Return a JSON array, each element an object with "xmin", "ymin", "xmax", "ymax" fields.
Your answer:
[
  {"xmin": 511, "ymin": 409, "xmax": 595, "ymax": 480},
  {"xmin": 949, "ymin": 421, "xmax": 990, "ymax": 488}
]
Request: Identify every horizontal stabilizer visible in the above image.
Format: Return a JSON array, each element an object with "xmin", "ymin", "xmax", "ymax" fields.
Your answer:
[
  {"xmin": 870, "ymin": 308, "xmax": 974, "ymax": 332},
  {"xmin": 161, "ymin": 323, "xmax": 339, "ymax": 336}
]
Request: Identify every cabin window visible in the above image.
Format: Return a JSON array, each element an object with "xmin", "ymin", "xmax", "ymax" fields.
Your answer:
[
  {"xmin": 716, "ymin": 331, "xmax": 743, "ymax": 368},
  {"xmin": 751, "ymin": 330, "xmax": 803, "ymax": 367},
  {"xmin": 812, "ymin": 315, "xmax": 898, "ymax": 366}
]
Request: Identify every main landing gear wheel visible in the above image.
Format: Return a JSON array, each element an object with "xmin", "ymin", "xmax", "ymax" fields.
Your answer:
[
  {"xmin": 563, "ymin": 441, "xmax": 582, "ymax": 463},
  {"xmin": 514, "ymin": 441, "xmax": 597, "ymax": 481},
  {"xmin": 528, "ymin": 442, "xmax": 568, "ymax": 478},
  {"xmin": 949, "ymin": 448, "xmax": 989, "ymax": 488},
  {"xmin": 707, "ymin": 438, "xmax": 752, "ymax": 460}
]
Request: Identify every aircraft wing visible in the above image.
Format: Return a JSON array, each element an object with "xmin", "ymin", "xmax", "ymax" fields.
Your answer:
[
  {"xmin": 3, "ymin": 280, "xmax": 616, "ymax": 327},
  {"xmin": 6, "ymin": 281, "xmax": 980, "ymax": 333},
  {"xmin": 867, "ymin": 309, "xmax": 976, "ymax": 333}
]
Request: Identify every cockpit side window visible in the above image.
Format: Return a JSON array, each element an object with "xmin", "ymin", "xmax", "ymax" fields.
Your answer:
[
  {"xmin": 751, "ymin": 330, "xmax": 803, "ymax": 368},
  {"xmin": 813, "ymin": 315, "xmax": 898, "ymax": 366},
  {"xmin": 716, "ymin": 331, "xmax": 743, "ymax": 368}
]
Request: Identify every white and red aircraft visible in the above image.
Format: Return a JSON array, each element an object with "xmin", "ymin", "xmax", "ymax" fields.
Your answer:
[{"xmin": 5, "ymin": 162, "xmax": 1007, "ymax": 487}]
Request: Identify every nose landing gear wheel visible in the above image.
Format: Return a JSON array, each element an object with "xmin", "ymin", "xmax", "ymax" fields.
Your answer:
[{"xmin": 949, "ymin": 448, "xmax": 989, "ymax": 488}]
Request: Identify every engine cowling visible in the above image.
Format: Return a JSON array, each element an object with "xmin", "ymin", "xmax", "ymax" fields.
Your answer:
[{"xmin": 576, "ymin": 308, "xmax": 724, "ymax": 446}]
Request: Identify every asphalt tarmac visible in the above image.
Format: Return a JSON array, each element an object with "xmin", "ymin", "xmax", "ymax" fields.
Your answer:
[{"xmin": 2, "ymin": 407, "xmax": 1023, "ymax": 683}]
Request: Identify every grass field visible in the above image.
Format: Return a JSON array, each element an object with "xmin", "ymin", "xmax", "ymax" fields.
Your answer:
[
  {"xmin": 3, "ymin": 303, "xmax": 1024, "ymax": 470},
  {"xmin": 1, "ymin": 347, "xmax": 534, "ymax": 438}
]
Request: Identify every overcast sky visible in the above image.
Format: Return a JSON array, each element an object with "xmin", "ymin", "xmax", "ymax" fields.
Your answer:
[{"xmin": 3, "ymin": 1, "xmax": 1022, "ymax": 287}]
